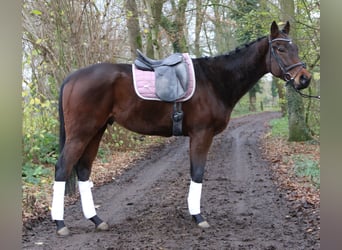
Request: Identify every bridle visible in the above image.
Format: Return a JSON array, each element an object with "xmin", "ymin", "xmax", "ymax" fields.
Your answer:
[
  {"xmin": 269, "ymin": 37, "xmax": 305, "ymax": 82},
  {"xmin": 269, "ymin": 37, "xmax": 320, "ymax": 99}
]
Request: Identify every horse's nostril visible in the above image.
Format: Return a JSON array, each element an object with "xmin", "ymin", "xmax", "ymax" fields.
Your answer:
[
  {"xmin": 300, "ymin": 75, "xmax": 310, "ymax": 84},
  {"xmin": 298, "ymin": 75, "xmax": 311, "ymax": 89}
]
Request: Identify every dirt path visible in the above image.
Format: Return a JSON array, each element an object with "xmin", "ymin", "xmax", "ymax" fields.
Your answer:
[{"xmin": 22, "ymin": 112, "xmax": 319, "ymax": 249}]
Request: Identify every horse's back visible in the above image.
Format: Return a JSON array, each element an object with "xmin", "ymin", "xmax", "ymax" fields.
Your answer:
[
  {"xmin": 62, "ymin": 62, "xmax": 132, "ymax": 100},
  {"xmin": 63, "ymin": 63, "xmax": 131, "ymax": 89}
]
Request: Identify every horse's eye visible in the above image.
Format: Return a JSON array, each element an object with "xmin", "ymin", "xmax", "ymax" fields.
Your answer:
[{"xmin": 277, "ymin": 46, "xmax": 286, "ymax": 52}]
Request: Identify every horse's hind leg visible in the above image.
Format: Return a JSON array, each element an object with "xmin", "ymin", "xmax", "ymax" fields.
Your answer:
[
  {"xmin": 52, "ymin": 125, "xmax": 109, "ymax": 235},
  {"xmin": 75, "ymin": 125, "xmax": 109, "ymax": 232},
  {"xmin": 52, "ymin": 138, "xmax": 88, "ymax": 236}
]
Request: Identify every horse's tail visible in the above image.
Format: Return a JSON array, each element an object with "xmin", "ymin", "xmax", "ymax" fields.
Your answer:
[
  {"xmin": 58, "ymin": 81, "xmax": 66, "ymax": 153},
  {"xmin": 58, "ymin": 77, "xmax": 77, "ymax": 195}
]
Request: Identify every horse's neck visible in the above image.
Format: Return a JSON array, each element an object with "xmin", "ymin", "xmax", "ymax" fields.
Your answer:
[{"xmin": 197, "ymin": 37, "xmax": 269, "ymax": 107}]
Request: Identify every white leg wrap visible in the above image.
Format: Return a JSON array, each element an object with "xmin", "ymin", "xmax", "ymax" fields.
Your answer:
[
  {"xmin": 51, "ymin": 181, "xmax": 66, "ymax": 220},
  {"xmin": 187, "ymin": 180, "xmax": 202, "ymax": 215},
  {"xmin": 78, "ymin": 180, "xmax": 96, "ymax": 219}
]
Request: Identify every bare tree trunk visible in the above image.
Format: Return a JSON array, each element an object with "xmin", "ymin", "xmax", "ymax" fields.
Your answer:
[
  {"xmin": 279, "ymin": 0, "xmax": 312, "ymax": 141},
  {"xmin": 194, "ymin": 0, "xmax": 204, "ymax": 57},
  {"xmin": 274, "ymin": 77, "xmax": 287, "ymax": 116},
  {"xmin": 125, "ymin": 0, "xmax": 142, "ymax": 61},
  {"xmin": 211, "ymin": 0, "xmax": 235, "ymax": 54},
  {"xmin": 143, "ymin": 0, "xmax": 164, "ymax": 58},
  {"xmin": 160, "ymin": 0, "xmax": 188, "ymax": 53},
  {"xmin": 212, "ymin": 0, "xmax": 224, "ymax": 54},
  {"xmin": 249, "ymin": 93, "xmax": 257, "ymax": 112},
  {"xmin": 286, "ymin": 86, "xmax": 312, "ymax": 140}
]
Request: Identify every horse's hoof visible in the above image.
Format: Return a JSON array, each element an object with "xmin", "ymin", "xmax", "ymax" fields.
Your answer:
[
  {"xmin": 57, "ymin": 226, "xmax": 70, "ymax": 236},
  {"xmin": 198, "ymin": 220, "xmax": 210, "ymax": 228},
  {"xmin": 96, "ymin": 221, "xmax": 109, "ymax": 231},
  {"xmin": 192, "ymin": 214, "xmax": 210, "ymax": 228}
]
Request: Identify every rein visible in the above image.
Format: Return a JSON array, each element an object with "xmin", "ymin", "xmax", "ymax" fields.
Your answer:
[
  {"xmin": 269, "ymin": 37, "xmax": 320, "ymax": 100},
  {"xmin": 286, "ymin": 79, "xmax": 320, "ymax": 99}
]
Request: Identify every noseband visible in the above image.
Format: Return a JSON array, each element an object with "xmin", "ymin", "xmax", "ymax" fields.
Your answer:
[{"xmin": 269, "ymin": 37, "xmax": 320, "ymax": 99}]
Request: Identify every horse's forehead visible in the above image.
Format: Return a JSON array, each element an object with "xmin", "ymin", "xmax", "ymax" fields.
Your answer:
[
  {"xmin": 273, "ymin": 35, "xmax": 294, "ymax": 47},
  {"xmin": 278, "ymin": 32, "xmax": 291, "ymax": 41}
]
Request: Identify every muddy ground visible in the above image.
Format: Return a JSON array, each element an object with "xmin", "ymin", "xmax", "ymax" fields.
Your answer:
[{"xmin": 22, "ymin": 112, "xmax": 319, "ymax": 249}]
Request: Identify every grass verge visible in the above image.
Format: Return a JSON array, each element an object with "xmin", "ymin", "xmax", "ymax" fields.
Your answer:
[{"xmin": 263, "ymin": 116, "xmax": 320, "ymax": 205}]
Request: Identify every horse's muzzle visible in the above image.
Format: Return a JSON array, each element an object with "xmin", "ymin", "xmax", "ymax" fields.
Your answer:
[{"xmin": 297, "ymin": 74, "xmax": 311, "ymax": 90}]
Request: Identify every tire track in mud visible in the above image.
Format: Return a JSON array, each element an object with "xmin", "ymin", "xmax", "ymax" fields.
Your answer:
[{"xmin": 22, "ymin": 112, "xmax": 319, "ymax": 249}]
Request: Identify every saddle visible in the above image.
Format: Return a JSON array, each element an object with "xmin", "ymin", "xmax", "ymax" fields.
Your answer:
[{"xmin": 134, "ymin": 49, "xmax": 189, "ymax": 102}]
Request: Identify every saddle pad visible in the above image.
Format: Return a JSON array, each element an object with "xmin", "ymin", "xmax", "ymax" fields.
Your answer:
[{"xmin": 132, "ymin": 53, "xmax": 196, "ymax": 102}]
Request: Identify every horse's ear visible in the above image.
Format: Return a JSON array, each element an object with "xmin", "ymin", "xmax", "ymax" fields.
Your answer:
[
  {"xmin": 282, "ymin": 21, "xmax": 290, "ymax": 35},
  {"xmin": 270, "ymin": 21, "xmax": 279, "ymax": 38}
]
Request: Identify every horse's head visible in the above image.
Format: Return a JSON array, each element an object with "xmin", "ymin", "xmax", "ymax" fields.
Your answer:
[{"xmin": 268, "ymin": 21, "xmax": 311, "ymax": 90}]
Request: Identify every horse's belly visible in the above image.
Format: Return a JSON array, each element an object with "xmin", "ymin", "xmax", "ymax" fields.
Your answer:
[{"xmin": 113, "ymin": 103, "xmax": 174, "ymax": 137}]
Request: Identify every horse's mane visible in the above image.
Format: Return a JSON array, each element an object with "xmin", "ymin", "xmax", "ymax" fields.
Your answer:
[
  {"xmin": 197, "ymin": 36, "xmax": 267, "ymax": 61},
  {"xmin": 222, "ymin": 36, "xmax": 267, "ymax": 57},
  {"xmin": 192, "ymin": 35, "xmax": 269, "ymax": 101}
]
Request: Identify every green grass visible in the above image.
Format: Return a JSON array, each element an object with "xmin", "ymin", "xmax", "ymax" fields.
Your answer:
[
  {"xmin": 269, "ymin": 116, "xmax": 288, "ymax": 138},
  {"xmin": 292, "ymin": 154, "xmax": 320, "ymax": 188}
]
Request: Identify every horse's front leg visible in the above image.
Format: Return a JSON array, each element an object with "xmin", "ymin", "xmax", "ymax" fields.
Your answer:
[{"xmin": 188, "ymin": 131, "xmax": 213, "ymax": 228}]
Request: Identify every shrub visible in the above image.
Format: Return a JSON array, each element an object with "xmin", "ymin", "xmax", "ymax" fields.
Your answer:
[{"xmin": 22, "ymin": 87, "xmax": 59, "ymax": 184}]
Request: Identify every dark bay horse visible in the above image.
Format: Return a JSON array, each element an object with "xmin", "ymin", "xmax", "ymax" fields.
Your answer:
[{"xmin": 51, "ymin": 21, "xmax": 311, "ymax": 235}]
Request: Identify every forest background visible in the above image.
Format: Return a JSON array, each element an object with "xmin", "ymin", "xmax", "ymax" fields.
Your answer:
[{"xmin": 22, "ymin": 0, "xmax": 320, "ymax": 223}]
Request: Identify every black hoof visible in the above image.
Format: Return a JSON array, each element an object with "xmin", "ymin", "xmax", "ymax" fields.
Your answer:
[{"xmin": 192, "ymin": 214, "xmax": 210, "ymax": 228}]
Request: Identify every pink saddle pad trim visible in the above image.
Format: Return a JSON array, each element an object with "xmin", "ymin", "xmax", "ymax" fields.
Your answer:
[{"xmin": 132, "ymin": 53, "xmax": 196, "ymax": 102}]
